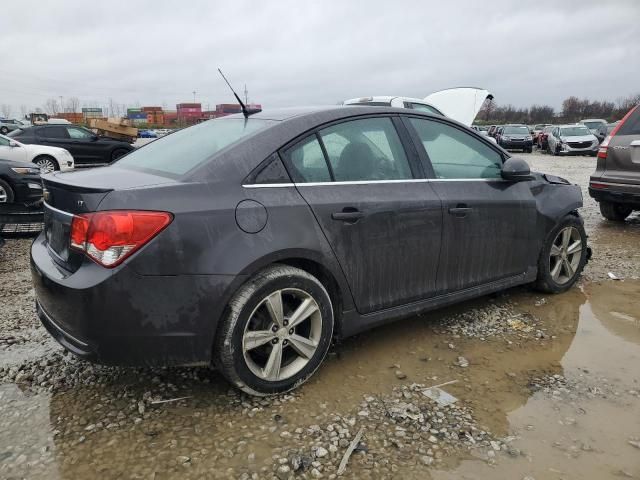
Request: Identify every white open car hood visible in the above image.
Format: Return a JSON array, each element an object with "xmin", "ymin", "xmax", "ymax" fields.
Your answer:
[{"xmin": 423, "ymin": 87, "xmax": 493, "ymax": 126}]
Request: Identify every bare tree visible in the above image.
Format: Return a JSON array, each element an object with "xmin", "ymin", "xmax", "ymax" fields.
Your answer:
[
  {"xmin": 1, "ymin": 104, "xmax": 11, "ymax": 118},
  {"xmin": 19, "ymin": 104, "xmax": 28, "ymax": 119},
  {"xmin": 44, "ymin": 98, "xmax": 60, "ymax": 115},
  {"xmin": 66, "ymin": 97, "xmax": 80, "ymax": 113}
]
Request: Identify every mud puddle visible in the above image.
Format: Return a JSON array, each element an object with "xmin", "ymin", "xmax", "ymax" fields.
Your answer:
[{"xmin": 1, "ymin": 281, "xmax": 639, "ymax": 479}]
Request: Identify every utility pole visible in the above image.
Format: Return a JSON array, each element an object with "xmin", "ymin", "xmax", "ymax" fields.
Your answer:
[
  {"xmin": 244, "ymin": 84, "xmax": 248, "ymax": 105},
  {"xmin": 59, "ymin": 96, "xmax": 64, "ymax": 113}
]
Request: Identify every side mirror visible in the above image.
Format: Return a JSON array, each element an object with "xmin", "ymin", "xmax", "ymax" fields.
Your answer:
[
  {"xmin": 8, "ymin": 141, "xmax": 19, "ymax": 147},
  {"xmin": 91, "ymin": 135, "xmax": 99, "ymax": 142},
  {"xmin": 501, "ymin": 157, "xmax": 533, "ymax": 181}
]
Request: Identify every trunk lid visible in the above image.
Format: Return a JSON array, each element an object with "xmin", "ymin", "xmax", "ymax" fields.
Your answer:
[
  {"xmin": 42, "ymin": 166, "xmax": 176, "ymax": 271},
  {"xmin": 423, "ymin": 87, "xmax": 493, "ymax": 126}
]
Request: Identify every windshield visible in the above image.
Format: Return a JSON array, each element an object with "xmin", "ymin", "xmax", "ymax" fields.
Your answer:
[
  {"xmin": 560, "ymin": 126, "xmax": 591, "ymax": 137},
  {"xmin": 582, "ymin": 121, "xmax": 604, "ymax": 129},
  {"xmin": 503, "ymin": 126, "xmax": 529, "ymax": 135},
  {"xmin": 117, "ymin": 118, "xmax": 277, "ymax": 175}
]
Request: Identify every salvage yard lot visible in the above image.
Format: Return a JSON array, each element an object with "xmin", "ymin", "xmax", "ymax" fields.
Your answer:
[{"xmin": 1, "ymin": 152, "xmax": 639, "ymax": 479}]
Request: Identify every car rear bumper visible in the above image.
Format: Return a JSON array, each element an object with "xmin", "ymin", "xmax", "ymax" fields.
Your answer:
[
  {"xmin": 30, "ymin": 232, "xmax": 239, "ymax": 367},
  {"xmin": 589, "ymin": 182, "xmax": 640, "ymax": 207}
]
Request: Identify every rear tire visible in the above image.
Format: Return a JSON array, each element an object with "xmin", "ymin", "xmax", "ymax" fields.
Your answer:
[
  {"xmin": 535, "ymin": 214, "xmax": 588, "ymax": 294},
  {"xmin": 215, "ymin": 264, "xmax": 334, "ymax": 396},
  {"xmin": 0, "ymin": 179, "xmax": 15, "ymax": 204},
  {"xmin": 599, "ymin": 201, "xmax": 632, "ymax": 222},
  {"xmin": 0, "ymin": 127, "xmax": 8, "ymax": 135},
  {"xmin": 111, "ymin": 149, "xmax": 129, "ymax": 162}
]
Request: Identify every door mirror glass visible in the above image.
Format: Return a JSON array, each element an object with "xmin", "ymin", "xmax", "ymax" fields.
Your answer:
[{"xmin": 501, "ymin": 157, "xmax": 532, "ymax": 181}]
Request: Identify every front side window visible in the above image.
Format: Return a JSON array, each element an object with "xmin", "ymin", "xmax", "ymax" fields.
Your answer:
[
  {"xmin": 409, "ymin": 118, "xmax": 502, "ymax": 179},
  {"xmin": 0, "ymin": 136, "xmax": 10, "ymax": 146},
  {"xmin": 67, "ymin": 126, "xmax": 93, "ymax": 139},
  {"xmin": 319, "ymin": 117, "xmax": 413, "ymax": 181}
]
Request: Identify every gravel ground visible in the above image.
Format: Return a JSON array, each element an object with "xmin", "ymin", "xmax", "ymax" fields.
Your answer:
[{"xmin": 1, "ymin": 152, "xmax": 639, "ymax": 479}]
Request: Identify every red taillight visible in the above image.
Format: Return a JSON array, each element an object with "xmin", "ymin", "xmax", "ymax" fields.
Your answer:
[
  {"xmin": 597, "ymin": 104, "xmax": 639, "ymax": 160},
  {"xmin": 589, "ymin": 182, "xmax": 607, "ymax": 189},
  {"xmin": 70, "ymin": 211, "xmax": 173, "ymax": 267}
]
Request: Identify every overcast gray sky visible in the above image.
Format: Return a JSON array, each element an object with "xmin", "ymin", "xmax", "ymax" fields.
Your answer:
[{"xmin": 2, "ymin": 0, "xmax": 639, "ymax": 116}]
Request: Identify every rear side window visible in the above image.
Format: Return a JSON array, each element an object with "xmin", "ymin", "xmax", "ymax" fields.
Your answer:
[
  {"xmin": 283, "ymin": 136, "xmax": 332, "ymax": 183},
  {"xmin": 409, "ymin": 118, "xmax": 502, "ymax": 179},
  {"xmin": 319, "ymin": 117, "xmax": 413, "ymax": 181},
  {"xmin": 43, "ymin": 126, "xmax": 69, "ymax": 139},
  {"xmin": 618, "ymin": 107, "xmax": 640, "ymax": 136},
  {"xmin": 117, "ymin": 118, "xmax": 276, "ymax": 175}
]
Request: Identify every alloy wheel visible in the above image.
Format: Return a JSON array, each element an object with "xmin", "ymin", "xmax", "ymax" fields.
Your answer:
[
  {"xmin": 35, "ymin": 157, "xmax": 56, "ymax": 173},
  {"xmin": 549, "ymin": 226, "xmax": 582, "ymax": 284},
  {"xmin": 0, "ymin": 185, "xmax": 8, "ymax": 203},
  {"xmin": 242, "ymin": 288, "xmax": 322, "ymax": 382}
]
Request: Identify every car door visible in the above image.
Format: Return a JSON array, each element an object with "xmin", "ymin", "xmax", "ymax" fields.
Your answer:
[
  {"xmin": 0, "ymin": 136, "xmax": 28, "ymax": 162},
  {"xmin": 281, "ymin": 116, "xmax": 443, "ymax": 314},
  {"xmin": 403, "ymin": 116, "xmax": 537, "ymax": 293},
  {"xmin": 37, "ymin": 126, "xmax": 79, "ymax": 159},
  {"xmin": 65, "ymin": 126, "xmax": 101, "ymax": 164}
]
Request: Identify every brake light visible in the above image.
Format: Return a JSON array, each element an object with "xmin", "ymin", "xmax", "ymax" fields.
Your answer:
[
  {"xmin": 589, "ymin": 182, "xmax": 607, "ymax": 189},
  {"xmin": 70, "ymin": 211, "xmax": 173, "ymax": 267},
  {"xmin": 597, "ymin": 105, "xmax": 638, "ymax": 160}
]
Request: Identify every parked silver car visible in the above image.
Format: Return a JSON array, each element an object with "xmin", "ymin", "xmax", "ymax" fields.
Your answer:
[
  {"xmin": 0, "ymin": 119, "xmax": 28, "ymax": 135},
  {"xmin": 547, "ymin": 125, "xmax": 599, "ymax": 156}
]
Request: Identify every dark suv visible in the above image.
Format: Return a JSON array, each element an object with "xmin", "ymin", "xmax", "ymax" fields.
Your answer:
[
  {"xmin": 9, "ymin": 125, "xmax": 134, "ymax": 167},
  {"xmin": 589, "ymin": 105, "xmax": 640, "ymax": 221},
  {"xmin": 497, "ymin": 124, "xmax": 533, "ymax": 153}
]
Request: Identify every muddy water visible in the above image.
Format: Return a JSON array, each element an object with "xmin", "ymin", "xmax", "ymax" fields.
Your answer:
[{"xmin": 1, "ymin": 281, "xmax": 639, "ymax": 479}]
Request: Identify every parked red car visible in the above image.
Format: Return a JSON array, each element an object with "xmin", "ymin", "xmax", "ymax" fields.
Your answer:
[{"xmin": 537, "ymin": 125, "xmax": 555, "ymax": 151}]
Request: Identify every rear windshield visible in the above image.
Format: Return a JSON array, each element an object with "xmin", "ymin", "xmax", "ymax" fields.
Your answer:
[
  {"xmin": 116, "ymin": 118, "xmax": 276, "ymax": 175},
  {"xmin": 617, "ymin": 107, "xmax": 640, "ymax": 136},
  {"xmin": 503, "ymin": 126, "xmax": 529, "ymax": 134},
  {"xmin": 560, "ymin": 126, "xmax": 591, "ymax": 136}
]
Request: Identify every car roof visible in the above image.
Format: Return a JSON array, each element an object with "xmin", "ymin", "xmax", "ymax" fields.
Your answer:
[
  {"xmin": 559, "ymin": 124, "xmax": 591, "ymax": 128},
  {"xmin": 190, "ymin": 105, "xmax": 455, "ymax": 181}
]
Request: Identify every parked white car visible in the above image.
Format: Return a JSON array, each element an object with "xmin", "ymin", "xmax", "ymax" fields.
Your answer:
[
  {"xmin": 0, "ymin": 133, "xmax": 75, "ymax": 172},
  {"xmin": 343, "ymin": 87, "xmax": 493, "ymax": 127},
  {"xmin": 546, "ymin": 125, "xmax": 599, "ymax": 156}
]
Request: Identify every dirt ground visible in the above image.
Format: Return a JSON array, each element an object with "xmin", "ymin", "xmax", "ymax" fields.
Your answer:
[{"xmin": 1, "ymin": 151, "xmax": 639, "ymax": 480}]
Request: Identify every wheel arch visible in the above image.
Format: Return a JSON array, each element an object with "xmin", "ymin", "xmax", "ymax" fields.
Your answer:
[
  {"xmin": 210, "ymin": 249, "xmax": 354, "ymax": 358},
  {"xmin": 32, "ymin": 154, "xmax": 59, "ymax": 170}
]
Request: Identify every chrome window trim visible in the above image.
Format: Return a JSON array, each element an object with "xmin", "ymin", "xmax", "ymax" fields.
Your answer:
[{"xmin": 242, "ymin": 178, "xmax": 507, "ymax": 188}]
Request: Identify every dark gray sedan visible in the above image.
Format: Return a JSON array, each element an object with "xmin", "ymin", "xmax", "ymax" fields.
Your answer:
[{"xmin": 31, "ymin": 106, "xmax": 589, "ymax": 395}]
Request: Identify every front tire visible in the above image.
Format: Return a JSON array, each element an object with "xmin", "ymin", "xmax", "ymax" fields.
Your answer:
[
  {"xmin": 0, "ymin": 127, "xmax": 8, "ymax": 135},
  {"xmin": 0, "ymin": 179, "xmax": 15, "ymax": 204},
  {"xmin": 215, "ymin": 265, "xmax": 334, "ymax": 396},
  {"xmin": 535, "ymin": 214, "xmax": 588, "ymax": 293},
  {"xmin": 599, "ymin": 201, "xmax": 632, "ymax": 222},
  {"xmin": 111, "ymin": 149, "xmax": 129, "ymax": 162},
  {"xmin": 33, "ymin": 155, "xmax": 59, "ymax": 173}
]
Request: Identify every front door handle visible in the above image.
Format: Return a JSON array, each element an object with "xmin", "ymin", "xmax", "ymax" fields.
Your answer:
[
  {"xmin": 331, "ymin": 208, "xmax": 364, "ymax": 223},
  {"xmin": 448, "ymin": 204, "xmax": 472, "ymax": 218}
]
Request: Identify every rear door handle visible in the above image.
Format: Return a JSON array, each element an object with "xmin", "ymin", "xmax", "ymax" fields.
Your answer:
[
  {"xmin": 331, "ymin": 209, "xmax": 364, "ymax": 223},
  {"xmin": 448, "ymin": 204, "xmax": 472, "ymax": 217}
]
